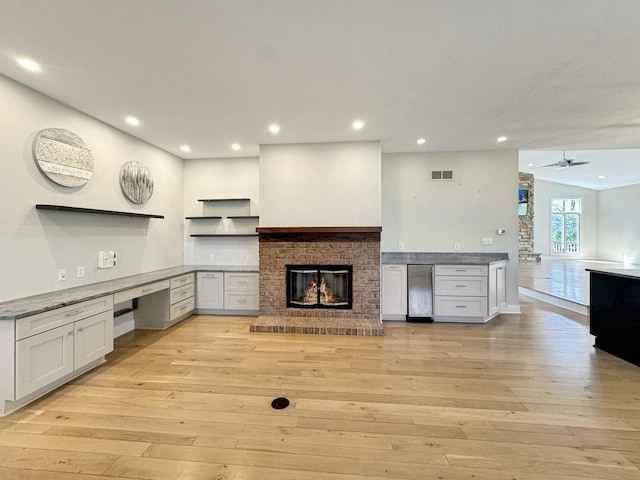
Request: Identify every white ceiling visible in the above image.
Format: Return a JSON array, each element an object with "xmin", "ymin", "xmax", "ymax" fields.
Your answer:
[{"xmin": 2, "ymin": 0, "xmax": 640, "ymax": 189}]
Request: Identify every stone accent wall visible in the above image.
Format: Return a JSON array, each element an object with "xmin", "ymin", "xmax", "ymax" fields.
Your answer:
[
  {"xmin": 258, "ymin": 232, "xmax": 380, "ymax": 319},
  {"xmin": 519, "ymin": 172, "xmax": 540, "ymax": 262}
]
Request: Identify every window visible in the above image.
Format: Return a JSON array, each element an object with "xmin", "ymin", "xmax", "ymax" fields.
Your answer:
[{"xmin": 551, "ymin": 198, "xmax": 581, "ymax": 254}]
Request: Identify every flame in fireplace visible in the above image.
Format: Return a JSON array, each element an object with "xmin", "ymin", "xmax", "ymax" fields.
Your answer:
[{"xmin": 302, "ymin": 275, "xmax": 341, "ymax": 304}]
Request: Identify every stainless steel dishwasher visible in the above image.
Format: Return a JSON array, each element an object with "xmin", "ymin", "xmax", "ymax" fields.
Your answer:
[{"xmin": 407, "ymin": 264, "xmax": 433, "ymax": 322}]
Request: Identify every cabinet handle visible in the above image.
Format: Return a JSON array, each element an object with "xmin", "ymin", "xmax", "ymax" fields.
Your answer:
[
  {"xmin": 455, "ymin": 285, "xmax": 466, "ymax": 288},
  {"xmin": 65, "ymin": 309, "xmax": 82, "ymax": 317},
  {"xmin": 455, "ymin": 269, "xmax": 467, "ymax": 272},
  {"xmin": 77, "ymin": 328, "xmax": 84, "ymax": 333},
  {"xmin": 238, "ymin": 299, "xmax": 247, "ymax": 303},
  {"xmin": 142, "ymin": 288, "xmax": 153, "ymax": 293},
  {"xmin": 67, "ymin": 331, "xmax": 74, "ymax": 336},
  {"xmin": 455, "ymin": 305, "xmax": 467, "ymax": 308}
]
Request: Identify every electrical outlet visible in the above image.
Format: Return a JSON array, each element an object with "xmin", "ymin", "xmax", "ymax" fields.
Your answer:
[
  {"xmin": 58, "ymin": 268, "xmax": 67, "ymax": 281},
  {"xmin": 209, "ymin": 254, "xmax": 214, "ymax": 262},
  {"xmin": 454, "ymin": 243, "xmax": 460, "ymax": 251},
  {"xmin": 481, "ymin": 237, "xmax": 493, "ymax": 245},
  {"xmin": 77, "ymin": 266, "xmax": 85, "ymax": 278},
  {"xmin": 497, "ymin": 228, "xmax": 506, "ymax": 235},
  {"xmin": 246, "ymin": 254, "xmax": 252, "ymax": 263},
  {"xmin": 398, "ymin": 242, "xmax": 405, "ymax": 251}
]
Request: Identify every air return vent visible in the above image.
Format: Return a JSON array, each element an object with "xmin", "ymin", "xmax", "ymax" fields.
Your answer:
[{"xmin": 430, "ymin": 170, "xmax": 454, "ymax": 181}]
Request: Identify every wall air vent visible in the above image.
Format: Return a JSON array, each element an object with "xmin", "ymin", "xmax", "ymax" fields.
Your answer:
[{"xmin": 430, "ymin": 170, "xmax": 454, "ymax": 181}]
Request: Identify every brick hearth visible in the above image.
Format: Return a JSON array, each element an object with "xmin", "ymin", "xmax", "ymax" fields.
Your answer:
[{"xmin": 253, "ymin": 228, "xmax": 382, "ymax": 335}]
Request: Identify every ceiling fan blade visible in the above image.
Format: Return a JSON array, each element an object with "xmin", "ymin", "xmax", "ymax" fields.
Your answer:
[
  {"xmin": 534, "ymin": 162, "xmax": 560, "ymax": 168},
  {"xmin": 568, "ymin": 161, "xmax": 590, "ymax": 166}
]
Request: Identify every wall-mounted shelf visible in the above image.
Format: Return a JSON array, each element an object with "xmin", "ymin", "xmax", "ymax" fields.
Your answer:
[
  {"xmin": 227, "ymin": 215, "xmax": 259, "ymax": 219},
  {"xmin": 198, "ymin": 198, "xmax": 250, "ymax": 202},
  {"xmin": 185, "ymin": 216, "xmax": 223, "ymax": 220},
  {"xmin": 36, "ymin": 204, "xmax": 164, "ymax": 219},
  {"xmin": 190, "ymin": 234, "xmax": 258, "ymax": 237}
]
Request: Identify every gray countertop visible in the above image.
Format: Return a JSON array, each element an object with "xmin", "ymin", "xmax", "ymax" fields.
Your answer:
[
  {"xmin": 0, "ymin": 265, "xmax": 258, "ymax": 320},
  {"xmin": 382, "ymin": 252, "xmax": 508, "ymax": 265}
]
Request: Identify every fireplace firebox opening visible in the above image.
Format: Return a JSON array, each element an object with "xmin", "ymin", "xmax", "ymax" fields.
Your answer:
[{"xmin": 286, "ymin": 264, "xmax": 352, "ymax": 309}]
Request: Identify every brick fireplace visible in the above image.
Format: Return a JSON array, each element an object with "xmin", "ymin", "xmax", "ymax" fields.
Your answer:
[{"xmin": 251, "ymin": 227, "xmax": 383, "ymax": 335}]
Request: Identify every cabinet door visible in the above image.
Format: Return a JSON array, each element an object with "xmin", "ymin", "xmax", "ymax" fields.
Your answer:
[
  {"xmin": 197, "ymin": 272, "xmax": 224, "ymax": 309},
  {"xmin": 16, "ymin": 324, "xmax": 74, "ymax": 399},
  {"xmin": 74, "ymin": 311, "xmax": 114, "ymax": 370},
  {"xmin": 382, "ymin": 265, "xmax": 407, "ymax": 316},
  {"xmin": 488, "ymin": 266, "xmax": 499, "ymax": 316},
  {"xmin": 496, "ymin": 264, "xmax": 507, "ymax": 310}
]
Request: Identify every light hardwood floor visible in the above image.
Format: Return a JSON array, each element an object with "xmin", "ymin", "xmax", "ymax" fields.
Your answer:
[{"xmin": 1, "ymin": 299, "xmax": 640, "ymax": 479}]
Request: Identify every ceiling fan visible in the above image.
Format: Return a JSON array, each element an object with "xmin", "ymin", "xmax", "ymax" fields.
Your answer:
[{"xmin": 537, "ymin": 152, "xmax": 590, "ymax": 170}]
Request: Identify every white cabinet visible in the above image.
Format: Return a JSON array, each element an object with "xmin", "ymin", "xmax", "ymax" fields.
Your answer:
[
  {"xmin": 434, "ymin": 263, "xmax": 505, "ymax": 323},
  {"xmin": 489, "ymin": 261, "xmax": 507, "ymax": 316},
  {"xmin": 381, "ymin": 265, "xmax": 407, "ymax": 320},
  {"xmin": 224, "ymin": 272, "xmax": 259, "ymax": 311},
  {"xmin": 168, "ymin": 274, "xmax": 195, "ymax": 325},
  {"xmin": 16, "ymin": 323, "xmax": 74, "ymax": 399},
  {"xmin": 197, "ymin": 272, "xmax": 224, "ymax": 309},
  {"xmin": 15, "ymin": 297, "xmax": 113, "ymax": 400},
  {"xmin": 196, "ymin": 271, "xmax": 259, "ymax": 313}
]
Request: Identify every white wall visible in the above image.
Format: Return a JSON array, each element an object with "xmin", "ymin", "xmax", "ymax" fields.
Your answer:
[
  {"xmin": 183, "ymin": 157, "xmax": 259, "ymax": 266},
  {"xmin": 598, "ymin": 183, "xmax": 640, "ymax": 264},
  {"xmin": 381, "ymin": 150, "xmax": 520, "ymax": 310},
  {"xmin": 0, "ymin": 75, "xmax": 184, "ymax": 302},
  {"xmin": 259, "ymin": 142, "xmax": 381, "ymax": 227},
  {"xmin": 533, "ymin": 180, "xmax": 598, "ymax": 257}
]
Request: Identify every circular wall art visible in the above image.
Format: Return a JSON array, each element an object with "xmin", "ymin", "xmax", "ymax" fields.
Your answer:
[
  {"xmin": 32, "ymin": 128, "xmax": 94, "ymax": 187},
  {"xmin": 119, "ymin": 161, "xmax": 154, "ymax": 205}
]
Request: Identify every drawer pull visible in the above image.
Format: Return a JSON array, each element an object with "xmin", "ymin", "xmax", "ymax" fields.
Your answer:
[
  {"xmin": 181, "ymin": 305, "xmax": 189, "ymax": 311},
  {"xmin": 67, "ymin": 331, "xmax": 74, "ymax": 336},
  {"xmin": 455, "ymin": 305, "xmax": 467, "ymax": 308},
  {"xmin": 455, "ymin": 285, "xmax": 466, "ymax": 288},
  {"xmin": 237, "ymin": 299, "xmax": 247, "ymax": 303},
  {"xmin": 455, "ymin": 269, "xmax": 467, "ymax": 272},
  {"xmin": 65, "ymin": 309, "xmax": 83, "ymax": 317},
  {"xmin": 181, "ymin": 291, "xmax": 188, "ymax": 296},
  {"xmin": 77, "ymin": 328, "xmax": 84, "ymax": 333},
  {"xmin": 142, "ymin": 288, "xmax": 153, "ymax": 293}
]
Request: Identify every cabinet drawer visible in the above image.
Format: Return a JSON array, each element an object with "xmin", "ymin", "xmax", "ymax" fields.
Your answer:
[
  {"xmin": 170, "ymin": 273, "xmax": 194, "ymax": 289},
  {"xmin": 434, "ymin": 296, "xmax": 488, "ymax": 317},
  {"xmin": 224, "ymin": 292, "xmax": 258, "ymax": 310},
  {"xmin": 17, "ymin": 295, "xmax": 114, "ymax": 341},
  {"xmin": 224, "ymin": 272, "xmax": 258, "ymax": 291},
  {"xmin": 434, "ymin": 265, "xmax": 488, "ymax": 276},
  {"xmin": 170, "ymin": 297, "xmax": 195, "ymax": 321},
  {"xmin": 113, "ymin": 280, "xmax": 169, "ymax": 303},
  {"xmin": 170, "ymin": 283, "xmax": 194, "ymax": 305},
  {"xmin": 434, "ymin": 276, "xmax": 487, "ymax": 297}
]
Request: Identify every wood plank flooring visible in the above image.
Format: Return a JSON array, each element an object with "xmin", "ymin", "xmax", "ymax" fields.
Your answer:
[{"xmin": 2, "ymin": 298, "xmax": 640, "ymax": 479}]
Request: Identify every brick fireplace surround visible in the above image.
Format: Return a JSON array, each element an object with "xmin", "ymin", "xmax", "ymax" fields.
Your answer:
[{"xmin": 251, "ymin": 227, "xmax": 384, "ymax": 335}]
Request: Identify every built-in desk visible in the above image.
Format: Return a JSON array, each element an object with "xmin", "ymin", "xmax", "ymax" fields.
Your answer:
[
  {"xmin": 0, "ymin": 265, "xmax": 258, "ymax": 416},
  {"xmin": 588, "ymin": 268, "xmax": 640, "ymax": 367}
]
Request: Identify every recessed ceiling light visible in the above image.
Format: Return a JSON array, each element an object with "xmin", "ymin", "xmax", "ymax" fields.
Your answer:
[
  {"xmin": 126, "ymin": 116, "xmax": 140, "ymax": 126},
  {"xmin": 180, "ymin": 145, "xmax": 190, "ymax": 153},
  {"xmin": 17, "ymin": 57, "xmax": 41, "ymax": 72},
  {"xmin": 269, "ymin": 124, "xmax": 280, "ymax": 134},
  {"xmin": 527, "ymin": 163, "xmax": 534, "ymax": 167},
  {"xmin": 496, "ymin": 136, "xmax": 507, "ymax": 143},
  {"xmin": 597, "ymin": 175, "xmax": 605, "ymax": 179},
  {"xmin": 417, "ymin": 138, "xmax": 426, "ymax": 145},
  {"xmin": 231, "ymin": 143, "xmax": 241, "ymax": 151},
  {"xmin": 352, "ymin": 119, "xmax": 364, "ymax": 130}
]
